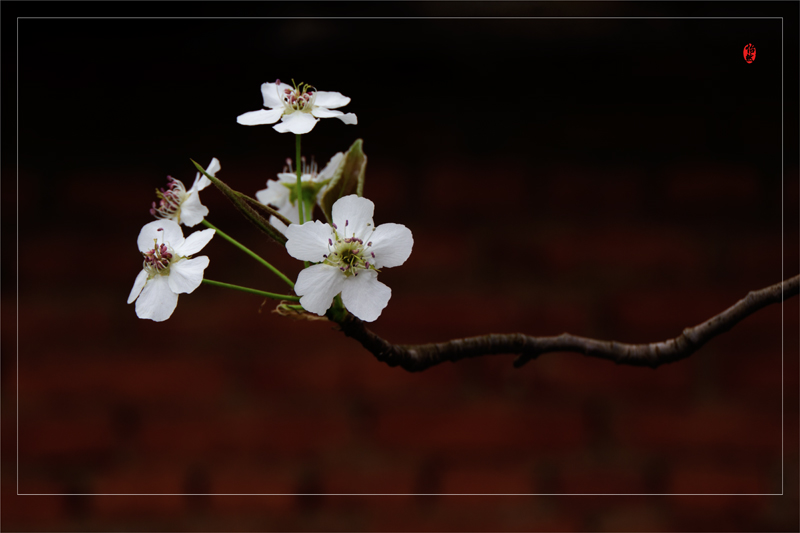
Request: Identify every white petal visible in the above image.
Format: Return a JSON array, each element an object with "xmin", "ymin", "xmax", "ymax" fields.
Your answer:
[
  {"xmin": 266, "ymin": 204, "xmax": 300, "ymax": 235},
  {"xmin": 194, "ymin": 157, "xmax": 220, "ymax": 191},
  {"xmin": 335, "ymin": 112, "xmax": 357, "ymax": 125},
  {"xmin": 261, "ymin": 81, "xmax": 293, "ymax": 108},
  {"xmin": 295, "ymin": 263, "xmax": 345, "ymax": 316},
  {"xmin": 256, "ymin": 180, "xmax": 291, "ymax": 210},
  {"xmin": 205, "ymin": 157, "xmax": 221, "ymax": 176},
  {"xmin": 332, "ymin": 195, "xmax": 374, "ymax": 241},
  {"xmin": 273, "ymin": 112, "xmax": 318, "ymax": 134},
  {"xmin": 313, "ymin": 91, "xmax": 350, "ymax": 109},
  {"xmin": 273, "ymin": 111, "xmax": 318, "ymax": 134},
  {"xmin": 310, "ymin": 107, "xmax": 344, "ymax": 119},
  {"xmin": 138, "ymin": 220, "xmax": 184, "ymax": 253},
  {"xmin": 135, "ymin": 274, "xmax": 179, "ymax": 322},
  {"xmin": 277, "ymin": 172, "xmax": 307, "ymax": 183},
  {"xmin": 127, "ymin": 269, "xmax": 149, "ymax": 304},
  {"xmin": 284, "ymin": 220, "xmax": 333, "ymax": 262},
  {"xmin": 168, "ymin": 256, "xmax": 209, "ymax": 294},
  {"xmin": 309, "ymin": 108, "xmax": 357, "ymax": 125},
  {"xmin": 278, "ymin": 203, "xmax": 300, "ymax": 225},
  {"xmin": 237, "ymin": 107, "xmax": 284, "ymax": 126},
  {"xmin": 341, "ymin": 270, "xmax": 391, "ymax": 322},
  {"xmin": 318, "ymin": 152, "xmax": 344, "ymax": 181},
  {"xmin": 368, "ymin": 223, "xmax": 414, "ymax": 269},
  {"xmin": 178, "ymin": 192, "xmax": 209, "ymax": 227},
  {"xmin": 269, "ymin": 215, "xmax": 288, "ymax": 235},
  {"xmin": 175, "ymin": 228, "xmax": 215, "ymax": 256}
]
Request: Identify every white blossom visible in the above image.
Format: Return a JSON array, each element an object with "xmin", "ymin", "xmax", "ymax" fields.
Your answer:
[
  {"xmin": 256, "ymin": 152, "xmax": 344, "ymax": 233},
  {"xmin": 127, "ymin": 219, "xmax": 215, "ymax": 322},
  {"xmin": 151, "ymin": 158, "xmax": 220, "ymax": 227},
  {"xmin": 284, "ymin": 195, "xmax": 413, "ymax": 322},
  {"xmin": 237, "ymin": 79, "xmax": 357, "ymax": 134}
]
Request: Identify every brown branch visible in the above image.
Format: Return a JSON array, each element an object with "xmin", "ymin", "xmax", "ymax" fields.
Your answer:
[{"xmin": 333, "ymin": 275, "xmax": 800, "ymax": 372}]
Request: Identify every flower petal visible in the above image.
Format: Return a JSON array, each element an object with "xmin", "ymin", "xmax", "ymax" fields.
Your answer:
[
  {"xmin": 127, "ymin": 269, "xmax": 149, "ymax": 304},
  {"xmin": 168, "ymin": 256, "xmax": 209, "ymax": 294},
  {"xmin": 138, "ymin": 220, "xmax": 184, "ymax": 253},
  {"xmin": 269, "ymin": 214, "xmax": 289, "ymax": 235},
  {"xmin": 335, "ymin": 112, "xmax": 357, "ymax": 125},
  {"xmin": 277, "ymin": 172, "xmax": 315, "ymax": 186},
  {"xmin": 341, "ymin": 270, "xmax": 391, "ymax": 322},
  {"xmin": 310, "ymin": 107, "xmax": 344, "ymax": 119},
  {"xmin": 309, "ymin": 108, "xmax": 357, "ymax": 125},
  {"xmin": 264, "ymin": 201, "xmax": 300, "ymax": 235},
  {"xmin": 273, "ymin": 201, "xmax": 300, "ymax": 231},
  {"xmin": 313, "ymin": 91, "xmax": 350, "ymax": 109},
  {"xmin": 295, "ymin": 263, "xmax": 345, "ymax": 316},
  {"xmin": 178, "ymin": 192, "xmax": 209, "ymax": 227},
  {"xmin": 285, "ymin": 220, "xmax": 332, "ymax": 262},
  {"xmin": 368, "ymin": 223, "xmax": 414, "ymax": 269},
  {"xmin": 332, "ymin": 195, "xmax": 374, "ymax": 241},
  {"xmin": 273, "ymin": 111, "xmax": 318, "ymax": 134},
  {"xmin": 261, "ymin": 81, "xmax": 293, "ymax": 108},
  {"xmin": 175, "ymin": 227, "xmax": 215, "ymax": 257},
  {"xmin": 135, "ymin": 274, "xmax": 179, "ymax": 322},
  {"xmin": 237, "ymin": 107, "xmax": 284, "ymax": 126},
  {"xmin": 256, "ymin": 180, "xmax": 292, "ymax": 210},
  {"xmin": 194, "ymin": 157, "xmax": 220, "ymax": 191},
  {"xmin": 318, "ymin": 152, "xmax": 344, "ymax": 181}
]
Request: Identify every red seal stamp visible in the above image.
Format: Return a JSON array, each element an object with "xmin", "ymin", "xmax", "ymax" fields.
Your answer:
[{"xmin": 743, "ymin": 43, "xmax": 756, "ymax": 63}]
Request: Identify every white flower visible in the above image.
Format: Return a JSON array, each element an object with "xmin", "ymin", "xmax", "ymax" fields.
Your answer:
[
  {"xmin": 150, "ymin": 158, "xmax": 220, "ymax": 227},
  {"xmin": 127, "ymin": 219, "xmax": 215, "ymax": 322},
  {"xmin": 256, "ymin": 152, "xmax": 345, "ymax": 233},
  {"xmin": 236, "ymin": 79, "xmax": 357, "ymax": 134},
  {"xmin": 284, "ymin": 195, "xmax": 413, "ymax": 322}
]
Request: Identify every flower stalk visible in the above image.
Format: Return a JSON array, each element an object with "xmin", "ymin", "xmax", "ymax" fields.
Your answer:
[
  {"xmin": 201, "ymin": 219, "xmax": 294, "ymax": 289},
  {"xmin": 203, "ymin": 279, "xmax": 300, "ymax": 301},
  {"xmin": 296, "ymin": 134, "xmax": 304, "ymax": 225}
]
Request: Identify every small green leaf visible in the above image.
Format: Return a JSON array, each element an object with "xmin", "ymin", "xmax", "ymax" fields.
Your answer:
[
  {"xmin": 191, "ymin": 159, "xmax": 287, "ymax": 245},
  {"xmin": 319, "ymin": 139, "xmax": 367, "ymax": 224}
]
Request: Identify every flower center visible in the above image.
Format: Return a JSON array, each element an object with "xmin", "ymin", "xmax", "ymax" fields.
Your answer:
[
  {"xmin": 279, "ymin": 79, "xmax": 316, "ymax": 113},
  {"xmin": 281, "ymin": 156, "xmax": 328, "ymax": 207},
  {"xmin": 283, "ymin": 155, "xmax": 318, "ymax": 177},
  {"xmin": 151, "ymin": 176, "xmax": 188, "ymax": 221},
  {"xmin": 142, "ymin": 240, "xmax": 175, "ymax": 276},
  {"xmin": 323, "ymin": 221, "xmax": 377, "ymax": 277}
]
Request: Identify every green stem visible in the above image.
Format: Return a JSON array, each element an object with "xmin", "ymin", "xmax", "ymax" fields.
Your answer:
[
  {"xmin": 201, "ymin": 219, "xmax": 294, "ymax": 289},
  {"xmin": 296, "ymin": 135, "xmax": 311, "ymax": 269},
  {"xmin": 296, "ymin": 134, "xmax": 304, "ymax": 225},
  {"xmin": 203, "ymin": 279, "xmax": 300, "ymax": 301}
]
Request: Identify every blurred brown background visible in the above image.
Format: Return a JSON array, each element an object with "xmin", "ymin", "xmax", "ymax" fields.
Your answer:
[{"xmin": 4, "ymin": 1, "xmax": 799, "ymax": 531}]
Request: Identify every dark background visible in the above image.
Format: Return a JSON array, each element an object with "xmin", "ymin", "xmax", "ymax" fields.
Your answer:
[{"xmin": 4, "ymin": 1, "xmax": 799, "ymax": 531}]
